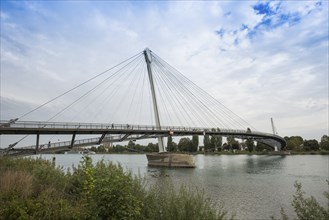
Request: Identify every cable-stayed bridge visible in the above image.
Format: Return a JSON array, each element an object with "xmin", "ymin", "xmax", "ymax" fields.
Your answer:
[{"xmin": 0, "ymin": 48, "xmax": 286, "ymax": 157}]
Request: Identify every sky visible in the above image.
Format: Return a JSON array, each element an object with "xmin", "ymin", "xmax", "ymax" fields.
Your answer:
[{"xmin": 0, "ymin": 0, "xmax": 328, "ymax": 147}]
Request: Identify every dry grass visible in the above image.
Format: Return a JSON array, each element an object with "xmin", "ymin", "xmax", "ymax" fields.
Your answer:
[{"xmin": 0, "ymin": 170, "xmax": 33, "ymax": 198}]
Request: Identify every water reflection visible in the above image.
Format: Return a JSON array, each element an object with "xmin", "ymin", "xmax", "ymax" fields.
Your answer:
[
  {"xmin": 244, "ymin": 155, "xmax": 285, "ymax": 174},
  {"xmin": 147, "ymin": 168, "xmax": 170, "ymax": 178}
]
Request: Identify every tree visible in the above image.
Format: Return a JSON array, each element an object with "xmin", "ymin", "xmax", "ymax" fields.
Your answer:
[
  {"xmin": 303, "ymin": 139, "xmax": 319, "ymax": 151},
  {"xmin": 226, "ymin": 136, "xmax": 235, "ymax": 146},
  {"xmin": 127, "ymin": 140, "xmax": 135, "ymax": 149},
  {"xmin": 178, "ymin": 137, "xmax": 193, "ymax": 152},
  {"xmin": 222, "ymin": 143, "xmax": 229, "ymax": 151},
  {"xmin": 171, "ymin": 142, "xmax": 178, "ymax": 152},
  {"xmin": 134, "ymin": 144, "xmax": 143, "ymax": 152},
  {"xmin": 227, "ymin": 136, "xmax": 239, "ymax": 150},
  {"xmin": 232, "ymin": 142, "xmax": 239, "ymax": 150},
  {"xmin": 90, "ymin": 146, "xmax": 97, "ymax": 152},
  {"xmin": 145, "ymin": 143, "xmax": 158, "ymax": 152},
  {"xmin": 255, "ymin": 142, "xmax": 271, "ymax": 152},
  {"xmin": 203, "ymin": 134, "xmax": 211, "ymax": 152},
  {"xmin": 113, "ymin": 144, "xmax": 126, "ymax": 152},
  {"xmin": 284, "ymin": 136, "xmax": 303, "ymax": 151},
  {"xmin": 167, "ymin": 136, "xmax": 176, "ymax": 152},
  {"xmin": 320, "ymin": 135, "xmax": 329, "ymax": 151},
  {"xmin": 97, "ymin": 145, "xmax": 107, "ymax": 153},
  {"xmin": 210, "ymin": 128, "xmax": 222, "ymax": 151},
  {"xmin": 321, "ymin": 134, "xmax": 329, "ymax": 142},
  {"xmin": 192, "ymin": 135, "xmax": 199, "ymax": 152},
  {"xmin": 245, "ymin": 139, "xmax": 254, "ymax": 152}
]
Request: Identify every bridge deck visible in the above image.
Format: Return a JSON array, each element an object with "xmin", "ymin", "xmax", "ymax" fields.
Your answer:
[
  {"xmin": 0, "ymin": 120, "xmax": 286, "ymax": 156},
  {"xmin": 0, "ymin": 120, "xmax": 279, "ymax": 137}
]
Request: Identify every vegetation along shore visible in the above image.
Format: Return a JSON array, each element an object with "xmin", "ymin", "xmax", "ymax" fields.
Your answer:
[{"xmin": 84, "ymin": 134, "xmax": 329, "ymax": 155}]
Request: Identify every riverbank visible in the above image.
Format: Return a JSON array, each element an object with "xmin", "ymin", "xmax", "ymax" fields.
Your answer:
[
  {"xmin": 50, "ymin": 150, "xmax": 329, "ymax": 155},
  {"xmin": 196, "ymin": 150, "xmax": 329, "ymax": 155},
  {"xmin": 54, "ymin": 150, "xmax": 329, "ymax": 155},
  {"xmin": 0, "ymin": 156, "xmax": 227, "ymax": 220}
]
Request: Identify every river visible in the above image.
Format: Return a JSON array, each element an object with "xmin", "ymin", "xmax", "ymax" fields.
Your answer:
[{"xmin": 32, "ymin": 154, "xmax": 328, "ymax": 219}]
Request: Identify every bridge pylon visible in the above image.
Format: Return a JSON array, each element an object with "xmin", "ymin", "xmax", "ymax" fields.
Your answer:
[{"xmin": 143, "ymin": 48, "xmax": 165, "ymax": 152}]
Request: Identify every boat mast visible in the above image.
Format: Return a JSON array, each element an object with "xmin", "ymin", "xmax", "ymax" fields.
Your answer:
[{"xmin": 143, "ymin": 48, "xmax": 165, "ymax": 152}]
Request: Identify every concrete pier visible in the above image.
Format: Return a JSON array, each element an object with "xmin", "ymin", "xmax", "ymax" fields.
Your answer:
[{"xmin": 146, "ymin": 153, "xmax": 195, "ymax": 168}]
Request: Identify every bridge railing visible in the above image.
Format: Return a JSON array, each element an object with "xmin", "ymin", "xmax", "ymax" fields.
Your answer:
[
  {"xmin": 1, "ymin": 120, "xmax": 255, "ymax": 133},
  {"xmin": 1, "ymin": 120, "xmax": 212, "ymax": 132},
  {"xmin": 1, "ymin": 120, "xmax": 283, "ymax": 143},
  {"xmin": 19, "ymin": 134, "xmax": 127, "ymax": 150}
]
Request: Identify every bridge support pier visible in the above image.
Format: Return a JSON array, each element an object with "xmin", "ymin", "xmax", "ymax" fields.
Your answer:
[
  {"xmin": 35, "ymin": 133, "xmax": 40, "ymax": 154},
  {"xmin": 70, "ymin": 133, "xmax": 76, "ymax": 149},
  {"xmin": 119, "ymin": 133, "xmax": 130, "ymax": 142},
  {"xmin": 97, "ymin": 132, "xmax": 106, "ymax": 144}
]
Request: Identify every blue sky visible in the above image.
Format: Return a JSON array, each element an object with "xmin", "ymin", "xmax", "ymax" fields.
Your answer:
[{"xmin": 0, "ymin": 0, "xmax": 328, "ymax": 146}]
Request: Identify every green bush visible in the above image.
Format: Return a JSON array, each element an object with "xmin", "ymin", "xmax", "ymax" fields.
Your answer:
[
  {"xmin": 72, "ymin": 157, "xmax": 144, "ymax": 219},
  {"xmin": 92, "ymin": 161, "xmax": 143, "ymax": 219}
]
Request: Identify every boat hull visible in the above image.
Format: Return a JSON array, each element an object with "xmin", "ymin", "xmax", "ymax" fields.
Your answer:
[{"xmin": 146, "ymin": 153, "xmax": 195, "ymax": 168}]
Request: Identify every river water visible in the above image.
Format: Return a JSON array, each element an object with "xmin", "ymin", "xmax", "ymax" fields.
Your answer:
[{"xmin": 33, "ymin": 154, "xmax": 328, "ymax": 219}]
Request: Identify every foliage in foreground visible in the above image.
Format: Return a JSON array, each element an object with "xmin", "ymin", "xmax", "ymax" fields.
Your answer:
[
  {"xmin": 0, "ymin": 156, "xmax": 228, "ymax": 220},
  {"xmin": 0, "ymin": 157, "xmax": 78, "ymax": 219},
  {"xmin": 143, "ymin": 180, "xmax": 231, "ymax": 220},
  {"xmin": 274, "ymin": 181, "xmax": 329, "ymax": 220}
]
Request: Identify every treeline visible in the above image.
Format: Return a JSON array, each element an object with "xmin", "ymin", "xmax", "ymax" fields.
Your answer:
[
  {"xmin": 90, "ymin": 134, "xmax": 329, "ymax": 153},
  {"xmin": 90, "ymin": 142, "xmax": 159, "ymax": 153},
  {"xmin": 283, "ymin": 135, "xmax": 329, "ymax": 151}
]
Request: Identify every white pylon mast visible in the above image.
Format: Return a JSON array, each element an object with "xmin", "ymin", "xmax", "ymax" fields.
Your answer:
[
  {"xmin": 271, "ymin": 117, "xmax": 277, "ymax": 135},
  {"xmin": 144, "ymin": 48, "xmax": 165, "ymax": 152}
]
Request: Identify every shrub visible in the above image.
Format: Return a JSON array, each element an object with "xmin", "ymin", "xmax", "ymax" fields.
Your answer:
[
  {"xmin": 291, "ymin": 181, "xmax": 329, "ymax": 219},
  {"xmin": 92, "ymin": 160, "xmax": 144, "ymax": 219},
  {"xmin": 141, "ymin": 179, "xmax": 230, "ymax": 220},
  {"xmin": 275, "ymin": 181, "xmax": 329, "ymax": 220}
]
